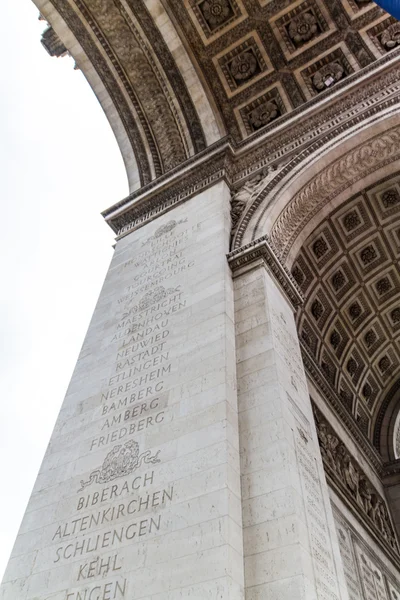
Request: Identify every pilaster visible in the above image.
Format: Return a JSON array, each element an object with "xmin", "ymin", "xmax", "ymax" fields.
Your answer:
[
  {"xmin": 0, "ymin": 181, "xmax": 244, "ymax": 600},
  {"xmin": 229, "ymin": 236, "xmax": 349, "ymax": 600}
]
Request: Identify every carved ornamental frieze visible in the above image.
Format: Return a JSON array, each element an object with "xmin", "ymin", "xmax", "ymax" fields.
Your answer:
[{"xmin": 314, "ymin": 406, "xmax": 399, "ymax": 555}]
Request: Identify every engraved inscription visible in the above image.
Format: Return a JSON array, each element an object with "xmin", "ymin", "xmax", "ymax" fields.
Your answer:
[
  {"xmin": 296, "ymin": 429, "xmax": 340, "ymax": 600},
  {"xmin": 57, "ymin": 217, "xmax": 197, "ymax": 599}
]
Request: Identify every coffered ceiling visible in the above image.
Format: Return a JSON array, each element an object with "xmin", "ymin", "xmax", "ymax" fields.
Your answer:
[
  {"xmin": 171, "ymin": 0, "xmax": 394, "ymax": 138},
  {"xmin": 291, "ymin": 172, "xmax": 400, "ymax": 448}
]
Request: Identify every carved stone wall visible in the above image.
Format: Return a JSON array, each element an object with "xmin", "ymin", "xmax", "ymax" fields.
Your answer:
[{"xmin": 333, "ymin": 506, "xmax": 400, "ymax": 600}]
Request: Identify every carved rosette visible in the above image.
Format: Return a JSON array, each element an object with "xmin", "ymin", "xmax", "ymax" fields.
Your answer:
[
  {"xmin": 248, "ymin": 101, "xmax": 279, "ymax": 130},
  {"xmin": 381, "ymin": 23, "xmax": 400, "ymax": 50},
  {"xmin": 312, "ymin": 61, "xmax": 344, "ymax": 91},
  {"xmin": 288, "ymin": 12, "xmax": 318, "ymax": 45},
  {"xmin": 230, "ymin": 51, "xmax": 258, "ymax": 82},
  {"xmin": 200, "ymin": 0, "xmax": 232, "ymax": 29}
]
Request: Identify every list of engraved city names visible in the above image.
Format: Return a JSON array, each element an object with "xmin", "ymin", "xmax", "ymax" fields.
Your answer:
[{"xmin": 54, "ymin": 218, "xmax": 197, "ymax": 599}]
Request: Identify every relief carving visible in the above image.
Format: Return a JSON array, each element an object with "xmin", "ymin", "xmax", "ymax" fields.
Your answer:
[
  {"xmin": 312, "ymin": 61, "xmax": 345, "ymax": 92},
  {"xmin": 396, "ymin": 418, "xmax": 400, "ymax": 459},
  {"xmin": 314, "ymin": 406, "xmax": 399, "ymax": 553},
  {"xmin": 288, "ymin": 12, "xmax": 319, "ymax": 46},
  {"xmin": 381, "ymin": 24, "xmax": 400, "ymax": 51},
  {"xmin": 82, "ymin": 0, "xmax": 189, "ymax": 171},
  {"xmin": 230, "ymin": 166, "xmax": 276, "ymax": 231},
  {"xmin": 270, "ymin": 128, "xmax": 400, "ymax": 260},
  {"xmin": 78, "ymin": 440, "xmax": 161, "ymax": 491},
  {"xmin": 199, "ymin": 0, "xmax": 234, "ymax": 31},
  {"xmin": 248, "ymin": 101, "xmax": 280, "ymax": 130}
]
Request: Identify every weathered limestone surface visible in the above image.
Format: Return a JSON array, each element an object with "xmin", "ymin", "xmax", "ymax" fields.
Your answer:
[
  {"xmin": 2, "ymin": 179, "xmax": 400, "ymax": 600},
  {"xmin": 0, "ymin": 182, "xmax": 244, "ymax": 600},
  {"xmin": 232, "ymin": 257, "xmax": 349, "ymax": 600}
]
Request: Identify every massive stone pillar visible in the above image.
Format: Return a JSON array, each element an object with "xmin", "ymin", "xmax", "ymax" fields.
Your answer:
[
  {"xmin": 228, "ymin": 238, "xmax": 349, "ymax": 600},
  {"xmin": 1, "ymin": 183, "xmax": 354, "ymax": 600},
  {"xmin": 0, "ymin": 181, "xmax": 245, "ymax": 600}
]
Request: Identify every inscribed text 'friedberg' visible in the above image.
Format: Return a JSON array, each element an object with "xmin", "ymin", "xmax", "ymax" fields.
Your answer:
[{"xmin": 59, "ymin": 219, "xmax": 197, "ymax": 599}]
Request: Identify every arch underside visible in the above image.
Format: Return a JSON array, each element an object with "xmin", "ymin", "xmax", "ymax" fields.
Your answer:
[{"xmin": 34, "ymin": 0, "xmax": 400, "ymax": 192}]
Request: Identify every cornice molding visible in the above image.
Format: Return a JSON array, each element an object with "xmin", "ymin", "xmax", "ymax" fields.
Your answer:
[
  {"xmin": 383, "ymin": 459, "xmax": 400, "ymax": 479},
  {"xmin": 270, "ymin": 122, "xmax": 400, "ymax": 261},
  {"xmin": 112, "ymin": 146, "xmax": 232, "ymax": 239},
  {"xmin": 103, "ymin": 60, "xmax": 400, "ymax": 237},
  {"xmin": 233, "ymin": 99, "xmax": 400, "ymax": 251},
  {"xmin": 227, "ymin": 235, "xmax": 303, "ymax": 310}
]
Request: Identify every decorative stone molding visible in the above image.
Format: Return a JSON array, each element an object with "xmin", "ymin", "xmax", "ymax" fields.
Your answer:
[
  {"xmin": 232, "ymin": 62, "xmax": 400, "ymax": 248},
  {"xmin": 44, "ymin": 0, "xmax": 209, "ymax": 186},
  {"xmin": 100, "ymin": 58, "xmax": 400, "ymax": 236},
  {"xmin": 313, "ymin": 405, "xmax": 400, "ymax": 556},
  {"xmin": 114, "ymin": 161, "xmax": 228, "ymax": 238},
  {"xmin": 292, "ymin": 173, "xmax": 400, "ymax": 452},
  {"xmin": 333, "ymin": 505, "xmax": 400, "ymax": 592},
  {"xmin": 374, "ymin": 379, "xmax": 400, "ymax": 455},
  {"xmin": 227, "ymin": 235, "xmax": 303, "ymax": 309},
  {"xmin": 82, "ymin": 0, "xmax": 190, "ymax": 171},
  {"xmin": 37, "ymin": 0, "xmax": 400, "ymax": 188},
  {"xmin": 48, "ymin": 0, "xmax": 153, "ymax": 185},
  {"xmin": 383, "ymin": 459, "xmax": 400, "ymax": 478},
  {"xmin": 41, "ymin": 25, "xmax": 68, "ymax": 57}
]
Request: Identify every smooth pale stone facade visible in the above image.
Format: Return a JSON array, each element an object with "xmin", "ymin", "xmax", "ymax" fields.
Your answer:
[
  {"xmin": 231, "ymin": 251, "xmax": 349, "ymax": 600},
  {"xmin": 3, "ymin": 182, "xmax": 398, "ymax": 600},
  {"xmin": 0, "ymin": 182, "xmax": 244, "ymax": 600}
]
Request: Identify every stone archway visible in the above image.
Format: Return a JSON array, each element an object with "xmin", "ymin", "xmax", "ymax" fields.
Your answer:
[{"xmin": 234, "ymin": 111, "xmax": 400, "ymax": 266}]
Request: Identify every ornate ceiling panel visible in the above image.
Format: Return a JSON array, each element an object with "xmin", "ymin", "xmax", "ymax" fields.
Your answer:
[
  {"xmin": 168, "ymin": 0, "xmax": 394, "ymax": 140},
  {"xmin": 291, "ymin": 173, "xmax": 400, "ymax": 447}
]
